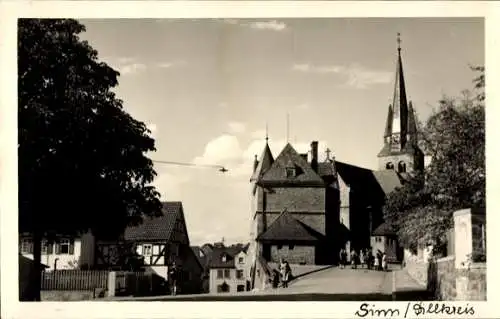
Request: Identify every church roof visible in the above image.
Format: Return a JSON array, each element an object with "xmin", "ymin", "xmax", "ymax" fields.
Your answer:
[
  {"xmin": 372, "ymin": 221, "xmax": 397, "ymax": 236},
  {"xmin": 335, "ymin": 161, "xmax": 405, "ymax": 198},
  {"xmin": 372, "ymin": 170, "xmax": 404, "ymax": 195},
  {"xmin": 259, "ymin": 143, "xmax": 325, "ymax": 186},
  {"xmin": 257, "ymin": 210, "xmax": 324, "ymax": 242},
  {"xmin": 250, "ymin": 141, "xmax": 274, "ymax": 182}
]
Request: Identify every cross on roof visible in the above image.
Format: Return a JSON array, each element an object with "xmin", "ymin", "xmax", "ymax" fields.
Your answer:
[{"xmin": 325, "ymin": 148, "xmax": 331, "ymax": 160}]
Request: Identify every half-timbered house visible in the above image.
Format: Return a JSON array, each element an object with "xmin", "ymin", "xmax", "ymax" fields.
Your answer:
[{"xmin": 93, "ymin": 201, "xmax": 202, "ymax": 292}]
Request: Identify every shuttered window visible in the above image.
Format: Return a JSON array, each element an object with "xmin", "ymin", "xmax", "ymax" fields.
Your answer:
[{"xmin": 56, "ymin": 239, "xmax": 74, "ymax": 255}]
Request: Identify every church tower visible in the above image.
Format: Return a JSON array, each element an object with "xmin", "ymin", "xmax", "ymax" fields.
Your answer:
[{"xmin": 378, "ymin": 33, "xmax": 424, "ymax": 174}]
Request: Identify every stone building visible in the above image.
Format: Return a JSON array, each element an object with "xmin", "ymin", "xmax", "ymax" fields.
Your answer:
[{"xmin": 248, "ymin": 35, "xmax": 425, "ymax": 273}]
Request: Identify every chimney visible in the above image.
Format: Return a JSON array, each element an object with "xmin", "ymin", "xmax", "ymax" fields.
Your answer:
[
  {"xmin": 300, "ymin": 153, "xmax": 308, "ymax": 161},
  {"xmin": 311, "ymin": 141, "xmax": 318, "ymax": 172},
  {"xmin": 253, "ymin": 154, "xmax": 258, "ymax": 172}
]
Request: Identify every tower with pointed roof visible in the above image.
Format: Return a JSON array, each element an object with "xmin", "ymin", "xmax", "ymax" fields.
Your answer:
[
  {"xmin": 248, "ymin": 136, "xmax": 341, "ymax": 283},
  {"xmin": 378, "ymin": 33, "xmax": 424, "ymax": 174}
]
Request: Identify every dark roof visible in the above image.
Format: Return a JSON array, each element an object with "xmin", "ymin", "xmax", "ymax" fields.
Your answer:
[
  {"xmin": 225, "ymin": 243, "xmax": 249, "ymax": 256},
  {"xmin": 124, "ymin": 201, "xmax": 183, "ymax": 241},
  {"xmin": 372, "ymin": 222, "xmax": 397, "ymax": 236},
  {"xmin": 257, "ymin": 210, "xmax": 324, "ymax": 242},
  {"xmin": 372, "ymin": 170, "xmax": 403, "ymax": 195},
  {"xmin": 250, "ymin": 141, "xmax": 274, "ymax": 182},
  {"xmin": 191, "ymin": 246, "xmax": 209, "ymax": 268},
  {"xmin": 19, "ymin": 254, "xmax": 49, "ymax": 270},
  {"xmin": 208, "ymin": 247, "xmax": 236, "ymax": 269},
  {"xmin": 259, "ymin": 143, "xmax": 324, "ymax": 186}
]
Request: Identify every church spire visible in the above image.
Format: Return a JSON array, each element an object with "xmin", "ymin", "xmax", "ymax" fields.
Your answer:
[
  {"xmin": 391, "ymin": 32, "xmax": 409, "ymax": 139},
  {"xmin": 250, "ymin": 128, "xmax": 274, "ymax": 182}
]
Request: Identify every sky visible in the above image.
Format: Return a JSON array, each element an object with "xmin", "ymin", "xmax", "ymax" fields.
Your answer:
[{"xmin": 79, "ymin": 18, "xmax": 484, "ymax": 246}]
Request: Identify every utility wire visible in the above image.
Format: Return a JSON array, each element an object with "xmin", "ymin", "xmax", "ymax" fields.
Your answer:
[{"xmin": 151, "ymin": 160, "xmax": 228, "ymax": 172}]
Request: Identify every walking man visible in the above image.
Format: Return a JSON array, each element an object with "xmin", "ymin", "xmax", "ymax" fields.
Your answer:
[{"xmin": 169, "ymin": 261, "xmax": 178, "ymax": 296}]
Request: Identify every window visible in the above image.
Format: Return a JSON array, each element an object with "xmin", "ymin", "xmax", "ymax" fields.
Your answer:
[
  {"xmin": 222, "ymin": 255, "xmax": 227, "ymax": 262},
  {"xmin": 236, "ymin": 269, "xmax": 244, "ymax": 279},
  {"xmin": 237, "ymin": 285, "xmax": 245, "ymax": 292},
  {"xmin": 217, "ymin": 270, "xmax": 223, "ymax": 279},
  {"xmin": 286, "ymin": 167, "xmax": 296, "ymax": 178},
  {"xmin": 224, "ymin": 269, "xmax": 231, "ymax": 278},
  {"xmin": 143, "ymin": 244, "xmax": 153, "ymax": 256},
  {"xmin": 238, "ymin": 257, "xmax": 244, "ymax": 264},
  {"xmin": 21, "ymin": 238, "xmax": 33, "ymax": 254},
  {"xmin": 59, "ymin": 239, "xmax": 71, "ymax": 254},
  {"xmin": 41, "ymin": 240, "xmax": 53, "ymax": 254},
  {"xmin": 256, "ymin": 269, "xmax": 260, "ymax": 277},
  {"xmin": 398, "ymin": 161, "xmax": 406, "ymax": 173},
  {"xmin": 289, "ymin": 245, "xmax": 295, "ymax": 250},
  {"xmin": 386, "ymin": 162, "xmax": 394, "ymax": 170}
]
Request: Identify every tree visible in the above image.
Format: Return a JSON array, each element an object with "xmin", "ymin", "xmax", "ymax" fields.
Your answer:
[
  {"xmin": 383, "ymin": 66, "xmax": 485, "ymax": 253},
  {"xmin": 18, "ymin": 19, "xmax": 163, "ymax": 300}
]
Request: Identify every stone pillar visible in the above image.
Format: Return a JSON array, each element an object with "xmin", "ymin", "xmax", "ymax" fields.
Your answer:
[
  {"xmin": 453, "ymin": 208, "xmax": 486, "ymax": 301},
  {"xmin": 107, "ymin": 271, "xmax": 116, "ymax": 297},
  {"xmin": 454, "ymin": 209, "xmax": 474, "ymax": 269}
]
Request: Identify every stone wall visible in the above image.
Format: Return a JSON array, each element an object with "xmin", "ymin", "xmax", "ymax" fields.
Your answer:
[
  {"xmin": 456, "ymin": 263, "xmax": 486, "ymax": 301},
  {"xmin": 404, "ymin": 208, "xmax": 486, "ymax": 301},
  {"xmin": 259, "ymin": 187, "xmax": 325, "ymax": 213},
  {"xmin": 404, "ymin": 252, "xmax": 428, "ymax": 286},
  {"xmin": 41, "ymin": 290, "xmax": 96, "ymax": 301},
  {"xmin": 429, "ymin": 256, "xmax": 456, "ymax": 300},
  {"xmin": 270, "ymin": 245, "xmax": 314, "ymax": 264}
]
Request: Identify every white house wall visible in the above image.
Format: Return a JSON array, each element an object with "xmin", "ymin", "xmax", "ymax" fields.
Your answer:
[{"xmin": 22, "ymin": 239, "xmax": 82, "ymax": 271}]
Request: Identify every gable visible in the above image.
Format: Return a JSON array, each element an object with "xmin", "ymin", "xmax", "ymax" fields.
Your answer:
[
  {"xmin": 171, "ymin": 206, "xmax": 190, "ymax": 245},
  {"xmin": 260, "ymin": 143, "xmax": 324, "ymax": 185},
  {"xmin": 124, "ymin": 201, "xmax": 183, "ymax": 241}
]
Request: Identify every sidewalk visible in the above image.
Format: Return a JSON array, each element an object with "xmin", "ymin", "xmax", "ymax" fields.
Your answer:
[{"xmin": 392, "ymin": 268, "xmax": 432, "ymax": 301}]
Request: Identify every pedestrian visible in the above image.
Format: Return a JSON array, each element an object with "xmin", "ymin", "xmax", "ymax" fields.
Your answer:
[
  {"xmin": 350, "ymin": 250, "xmax": 358, "ymax": 269},
  {"xmin": 272, "ymin": 270, "xmax": 280, "ymax": 288},
  {"xmin": 367, "ymin": 248, "xmax": 374, "ymax": 270},
  {"xmin": 280, "ymin": 259, "xmax": 291, "ymax": 288},
  {"xmin": 373, "ymin": 252, "xmax": 380, "ymax": 270},
  {"xmin": 339, "ymin": 249, "xmax": 346, "ymax": 268},
  {"xmin": 376, "ymin": 251, "xmax": 383, "ymax": 271},
  {"xmin": 359, "ymin": 250, "xmax": 365, "ymax": 269},
  {"xmin": 382, "ymin": 252, "xmax": 388, "ymax": 271},
  {"xmin": 168, "ymin": 261, "xmax": 178, "ymax": 296}
]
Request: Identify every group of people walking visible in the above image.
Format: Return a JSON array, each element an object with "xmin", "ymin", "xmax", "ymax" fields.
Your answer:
[{"xmin": 339, "ymin": 248, "xmax": 388, "ymax": 271}]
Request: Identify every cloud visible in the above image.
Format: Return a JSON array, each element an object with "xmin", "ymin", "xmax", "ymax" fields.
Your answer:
[
  {"xmin": 192, "ymin": 134, "xmax": 243, "ymax": 166},
  {"xmin": 157, "ymin": 62, "xmax": 173, "ymax": 68},
  {"xmin": 147, "ymin": 123, "xmax": 158, "ymax": 138},
  {"xmin": 248, "ymin": 20, "xmax": 287, "ymax": 31},
  {"xmin": 120, "ymin": 63, "xmax": 147, "ymax": 75},
  {"xmin": 227, "ymin": 121, "xmax": 246, "ymax": 134},
  {"xmin": 292, "ymin": 63, "xmax": 392, "ymax": 88},
  {"xmin": 220, "ymin": 19, "xmax": 287, "ymax": 32},
  {"xmin": 156, "ymin": 60, "xmax": 187, "ymax": 69}
]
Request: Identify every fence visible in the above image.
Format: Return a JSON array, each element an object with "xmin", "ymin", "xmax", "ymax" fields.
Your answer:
[
  {"xmin": 41, "ymin": 270, "xmax": 108, "ymax": 291},
  {"xmin": 113, "ymin": 271, "xmax": 167, "ymax": 297}
]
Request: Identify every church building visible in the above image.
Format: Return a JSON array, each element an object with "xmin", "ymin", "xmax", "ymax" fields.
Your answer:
[{"xmin": 248, "ymin": 34, "xmax": 425, "ymax": 271}]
